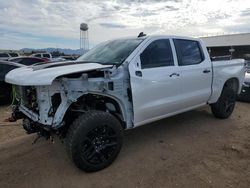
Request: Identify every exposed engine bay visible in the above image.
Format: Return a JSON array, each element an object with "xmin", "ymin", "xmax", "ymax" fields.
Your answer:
[{"xmin": 11, "ymin": 64, "xmax": 134, "ymax": 137}]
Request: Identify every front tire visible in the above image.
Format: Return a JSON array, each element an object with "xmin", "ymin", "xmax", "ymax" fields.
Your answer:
[
  {"xmin": 211, "ymin": 87, "xmax": 236, "ymax": 119},
  {"xmin": 66, "ymin": 111, "xmax": 123, "ymax": 172}
]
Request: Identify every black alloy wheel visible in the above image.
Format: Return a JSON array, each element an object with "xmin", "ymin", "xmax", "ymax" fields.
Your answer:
[
  {"xmin": 66, "ymin": 111, "xmax": 123, "ymax": 172},
  {"xmin": 80, "ymin": 125, "xmax": 119, "ymax": 165},
  {"xmin": 211, "ymin": 87, "xmax": 236, "ymax": 119}
]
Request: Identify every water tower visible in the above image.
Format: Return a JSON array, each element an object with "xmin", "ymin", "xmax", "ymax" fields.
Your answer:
[{"xmin": 80, "ymin": 23, "xmax": 89, "ymax": 52}]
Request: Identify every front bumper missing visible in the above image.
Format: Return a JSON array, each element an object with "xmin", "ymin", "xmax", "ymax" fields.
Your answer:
[
  {"xmin": 19, "ymin": 105, "xmax": 39, "ymax": 122},
  {"xmin": 18, "ymin": 104, "xmax": 55, "ymax": 127}
]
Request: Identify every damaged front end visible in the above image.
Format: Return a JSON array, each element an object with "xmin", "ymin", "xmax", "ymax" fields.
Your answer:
[
  {"xmin": 7, "ymin": 62, "xmax": 133, "ymax": 140},
  {"xmin": 11, "ymin": 85, "xmax": 61, "ymax": 136},
  {"xmin": 11, "ymin": 76, "xmax": 96, "ymax": 131}
]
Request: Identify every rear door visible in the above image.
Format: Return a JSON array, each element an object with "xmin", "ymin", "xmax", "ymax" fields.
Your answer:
[
  {"xmin": 43, "ymin": 54, "xmax": 51, "ymax": 58},
  {"xmin": 173, "ymin": 39, "xmax": 212, "ymax": 108},
  {"xmin": 129, "ymin": 38, "xmax": 182, "ymax": 126}
]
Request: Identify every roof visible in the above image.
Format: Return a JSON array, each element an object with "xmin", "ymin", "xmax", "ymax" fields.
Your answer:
[
  {"xmin": 201, "ymin": 33, "xmax": 250, "ymax": 47},
  {"xmin": 109, "ymin": 35, "xmax": 201, "ymax": 43}
]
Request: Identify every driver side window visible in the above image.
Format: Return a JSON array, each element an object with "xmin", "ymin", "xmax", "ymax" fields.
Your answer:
[{"xmin": 140, "ymin": 39, "xmax": 174, "ymax": 69}]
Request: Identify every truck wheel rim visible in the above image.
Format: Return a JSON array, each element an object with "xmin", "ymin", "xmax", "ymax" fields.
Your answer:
[{"xmin": 80, "ymin": 125, "xmax": 118, "ymax": 165}]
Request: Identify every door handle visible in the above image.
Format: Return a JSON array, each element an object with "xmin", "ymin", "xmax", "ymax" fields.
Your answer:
[
  {"xmin": 169, "ymin": 73, "xmax": 180, "ymax": 77},
  {"xmin": 203, "ymin": 69, "xmax": 211, "ymax": 73},
  {"xmin": 135, "ymin": 71, "xmax": 142, "ymax": 77}
]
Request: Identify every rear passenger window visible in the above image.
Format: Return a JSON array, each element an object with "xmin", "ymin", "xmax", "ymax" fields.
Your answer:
[
  {"xmin": 22, "ymin": 58, "xmax": 34, "ymax": 66},
  {"xmin": 174, "ymin": 39, "xmax": 204, "ymax": 66},
  {"xmin": 43, "ymin": 54, "xmax": 50, "ymax": 58},
  {"xmin": 34, "ymin": 54, "xmax": 41, "ymax": 57},
  {"xmin": 140, "ymin": 39, "xmax": 174, "ymax": 69},
  {"xmin": 21, "ymin": 58, "xmax": 42, "ymax": 65}
]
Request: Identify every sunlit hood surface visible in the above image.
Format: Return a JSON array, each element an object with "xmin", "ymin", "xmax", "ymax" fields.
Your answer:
[{"xmin": 5, "ymin": 61, "xmax": 113, "ymax": 86}]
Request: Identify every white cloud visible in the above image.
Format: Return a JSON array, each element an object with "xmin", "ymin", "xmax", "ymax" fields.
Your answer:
[
  {"xmin": 0, "ymin": 32, "xmax": 60, "ymax": 49},
  {"xmin": 0, "ymin": 0, "xmax": 250, "ymax": 49}
]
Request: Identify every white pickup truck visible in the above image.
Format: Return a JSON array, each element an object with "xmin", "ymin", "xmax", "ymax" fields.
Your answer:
[{"xmin": 5, "ymin": 35, "xmax": 245, "ymax": 172}]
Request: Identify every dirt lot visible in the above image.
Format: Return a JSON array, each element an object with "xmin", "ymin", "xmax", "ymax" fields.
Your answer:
[{"xmin": 0, "ymin": 103, "xmax": 249, "ymax": 188}]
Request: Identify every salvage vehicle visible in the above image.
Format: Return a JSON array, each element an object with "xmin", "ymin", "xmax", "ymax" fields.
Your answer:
[
  {"xmin": 238, "ymin": 60, "xmax": 250, "ymax": 102},
  {"xmin": 5, "ymin": 35, "xmax": 245, "ymax": 172}
]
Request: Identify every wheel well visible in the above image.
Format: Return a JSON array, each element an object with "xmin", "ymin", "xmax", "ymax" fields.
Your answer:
[
  {"xmin": 223, "ymin": 78, "xmax": 239, "ymax": 93},
  {"xmin": 60, "ymin": 94, "xmax": 126, "ymax": 136}
]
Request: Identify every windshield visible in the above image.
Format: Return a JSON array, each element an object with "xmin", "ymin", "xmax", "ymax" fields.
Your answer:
[{"xmin": 77, "ymin": 38, "xmax": 144, "ymax": 65}]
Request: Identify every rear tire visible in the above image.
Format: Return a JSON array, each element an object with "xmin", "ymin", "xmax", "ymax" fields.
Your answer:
[
  {"xmin": 65, "ymin": 111, "xmax": 123, "ymax": 172},
  {"xmin": 211, "ymin": 87, "xmax": 236, "ymax": 119}
]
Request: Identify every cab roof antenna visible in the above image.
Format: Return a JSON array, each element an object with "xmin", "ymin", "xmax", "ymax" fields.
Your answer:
[{"xmin": 138, "ymin": 32, "xmax": 146, "ymax": 38}]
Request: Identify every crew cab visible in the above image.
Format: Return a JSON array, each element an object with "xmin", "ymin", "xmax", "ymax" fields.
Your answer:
[{"xmin": 5, "ymin": 35, "xmax": 245, "ymax": 172}]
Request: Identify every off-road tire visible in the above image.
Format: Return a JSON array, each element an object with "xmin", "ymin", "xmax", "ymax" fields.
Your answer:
[
  {"xmin": 211, "ymin": 87, "xmax": 236, "ymax": 119},
  {"xmin": 65, "ymin": 111, "xmax": 123, "ymax": 172}
]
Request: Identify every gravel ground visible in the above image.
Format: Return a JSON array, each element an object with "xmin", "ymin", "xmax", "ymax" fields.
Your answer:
[{"xmin": 0, "ymin": 102, "xmax": 249, "ymax": 188}]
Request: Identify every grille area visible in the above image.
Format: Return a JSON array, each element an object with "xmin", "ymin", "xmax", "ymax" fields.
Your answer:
[{"xmin": 18, "ymin": 86, "xmax": 38, "ymax": 112}]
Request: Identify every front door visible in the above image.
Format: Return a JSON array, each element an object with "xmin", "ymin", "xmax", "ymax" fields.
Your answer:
[{"xmin": 129, "ymin": 38, "xmax": 182, "ymax": 126}]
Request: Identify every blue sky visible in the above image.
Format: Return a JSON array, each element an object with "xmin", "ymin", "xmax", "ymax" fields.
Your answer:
[{"xmin": 1, "ymin": 0, "xmax": 250, "ymax": 50}]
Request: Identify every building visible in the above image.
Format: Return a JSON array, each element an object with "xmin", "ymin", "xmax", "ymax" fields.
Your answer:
[{"xmin": 201, "ymin": 33, "xmax": 250, "ymax": 60}]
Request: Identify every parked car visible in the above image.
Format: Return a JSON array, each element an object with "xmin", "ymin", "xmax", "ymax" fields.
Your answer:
[
  {"xmin": 238, "ymin": 60, "xmax": 250, "ymax": 101},
  {"xmin": 5, "ymin": 35, "xmax": 245, "ymax": 172},
  {"xmin": 8, "ymin": 56, "xmax": 49, "ymax": 66},
  {"xmin": 0, "ymin": 52, "xmax": 20, "ymax": 61},
  {"xmin": 31, "ymin": 53, "xmax": 52, "ymax": 59},
  {"xmin": 0, "ymin": 61, "xmax": 24, "ymax": 104}
]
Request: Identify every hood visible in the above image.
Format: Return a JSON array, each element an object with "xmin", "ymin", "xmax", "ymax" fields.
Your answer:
[{"xmin": 5, "ymin": 62, "xmax": 113, "ymax": 86}]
